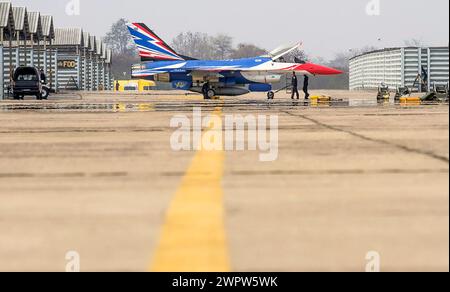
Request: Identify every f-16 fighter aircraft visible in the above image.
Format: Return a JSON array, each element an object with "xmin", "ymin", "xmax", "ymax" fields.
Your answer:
[{"xmin": 127, "ymin": 23, "xmax": 342, "ymax": 99}]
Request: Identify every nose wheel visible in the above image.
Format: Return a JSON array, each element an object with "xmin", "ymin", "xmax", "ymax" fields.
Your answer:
[{"xmin": 267, "ymin": 91, "xmax": 275, "ymax": 100}]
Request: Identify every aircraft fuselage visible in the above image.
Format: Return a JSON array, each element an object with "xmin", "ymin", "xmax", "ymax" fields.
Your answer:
[{"xmin": 131, "ymin": 57, "xmax": 340, "ymax": 96}]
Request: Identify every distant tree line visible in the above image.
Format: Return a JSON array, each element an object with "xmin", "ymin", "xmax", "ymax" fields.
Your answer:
[
  {"xmin": 171, "ymin": 32, "xmax": 268, "ymax": 60},
  {"xmin": 103, "ymin": 18, "xmax": 139, "ymax": 79}
]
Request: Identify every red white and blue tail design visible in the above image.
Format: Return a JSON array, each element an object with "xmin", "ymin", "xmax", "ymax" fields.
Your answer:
[{"xmin": 127, "ymin": 23, "xmax": 185, "ymax": 62}]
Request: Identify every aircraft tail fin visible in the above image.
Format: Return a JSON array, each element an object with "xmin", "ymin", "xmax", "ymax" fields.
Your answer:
[{"xmin": 127, "ymin": 23, "xmax": 188, "ymax": 62}]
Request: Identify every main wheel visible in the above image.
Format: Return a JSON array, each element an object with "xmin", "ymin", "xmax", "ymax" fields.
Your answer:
[
  {"xmin": 13, "ymin": 93, "xmax": 20, "ymax": 100},
  {"xmin": 41, "ymin": 88, "xmax": 49, "ymax": 100},
  {"xmin": 207, "ymin": 89, "xmax": 216, "ymax": 99},
  {"xmin": 267, "ymin": 91, "xmax": 275, "ymax": 100}
]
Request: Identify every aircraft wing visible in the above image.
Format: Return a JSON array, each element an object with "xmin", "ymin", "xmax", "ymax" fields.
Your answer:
[{"xmin": 187, "ymin": 66, "xmax": 243, "ymax": 72}]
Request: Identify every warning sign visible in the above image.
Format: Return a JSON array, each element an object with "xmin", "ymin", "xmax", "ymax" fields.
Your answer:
[{"xmin": 58, "ymin": 60, "xmax": 77, "ymax": 69}]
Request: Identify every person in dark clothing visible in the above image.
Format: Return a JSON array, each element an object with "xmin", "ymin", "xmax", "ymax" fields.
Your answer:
[
  {"xmin": 291, "ymin": 72, "xmax": 300, "ymax": 99},
  {"xmin": 303, "ymin": 75, "xmax": 310, "ymax": 100},
  {"xmin": 202, "ymin": 82, "xmax": 210, "ymax": 99},
  {"xmin": 40, "ymin": 69, "xmax": 47, "ymax": 84},
  {"xmin": 116, "ymin": 81, "xmax": 120, "ymax": 91}
]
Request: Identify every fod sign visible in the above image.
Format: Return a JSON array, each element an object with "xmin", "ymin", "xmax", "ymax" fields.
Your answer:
[{"xmin": 58, "ymin": 60, "xmax": 77, "ymax": 69}]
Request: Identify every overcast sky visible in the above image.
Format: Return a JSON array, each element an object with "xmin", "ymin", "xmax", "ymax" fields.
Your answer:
[{"xmin": 7, "ymin": 0, "xmax": 450, "ymax": 59}]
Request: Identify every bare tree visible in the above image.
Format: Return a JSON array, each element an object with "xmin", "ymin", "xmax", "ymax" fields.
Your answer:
[
  {"xmin": 213, "ymin": 34, "xmax": 233, "ymax": 59},
  {"xmin": 404, "ymin": 38, "xmax": 425, "ymax": 47},
  {"xmin": 347, "ymin": 46, "xmax": 378, "ymax": 59},
  {"xmin": 103, "ymin": 18, "xmax": 139, "ymax": 79},
  {"xmin": 283, "ymin": 48, "xmax": 309, "ymax": 63},
  {"xmin": 328, "ymin": 52, "xmax": 352, "ymax": 70},
  {"xmin": 103, "ymin": 18, "xmax": 136, "ymax": 55},
  {"xmin": 171, "ymin": 32, "xmax": 235, "ymax": 60},
  {"xmin": 171, "ymin": 32, "xmax": 216, "ymax": 60},
  {"xmin": 230, "ymin": 43, "xmax": 267, "ymax": 59},
  {"xmin": 326, "ymin": 46, "xmax": 376, "ymax": 73}
]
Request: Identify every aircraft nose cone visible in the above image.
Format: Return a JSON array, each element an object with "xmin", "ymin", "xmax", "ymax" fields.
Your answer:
[{"xmin": 305, "ymin": 63, "xmax": 343, "ymax": 75}]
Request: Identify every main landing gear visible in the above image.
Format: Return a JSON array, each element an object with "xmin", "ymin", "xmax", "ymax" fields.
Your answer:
[
  {"xmin": 267, "ymin": 91, "xmax": 275, "ymax": 100},
  {"xmin": 202, "ymin": 82, "xmax": 216, "ymax": 100},
  {"xmin": 205, "ymin": 89, "xmax": 216, "ymax": 100}
]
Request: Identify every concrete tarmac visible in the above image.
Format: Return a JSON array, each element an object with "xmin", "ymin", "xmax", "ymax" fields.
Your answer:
[{"xmin": 0, "ymin": 90, "xmax": 448, "ymax": 272}]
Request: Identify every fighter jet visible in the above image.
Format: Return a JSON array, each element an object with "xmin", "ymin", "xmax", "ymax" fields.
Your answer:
[{"xmin": 127, "ymin": 23, "xmax": 342, "ymax": 99}]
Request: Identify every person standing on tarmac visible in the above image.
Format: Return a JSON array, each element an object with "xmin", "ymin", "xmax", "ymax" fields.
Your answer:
[
  {"xmin": 40, "ymin": 69, "xmax": 47, "ymax": 84},
  {"xmin": 202, "ymin": 82, "xmax": 210, "ymax": 99},
  {"xmin": 303, "ymin": 75, "xmax": 310, "ymax": 100},
  {"xmin": 291, "ymin": 72, "xmax": 300, "ymax": 99}
]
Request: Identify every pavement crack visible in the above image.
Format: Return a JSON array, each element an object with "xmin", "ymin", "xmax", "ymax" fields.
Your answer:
[
  {"xmin": 230, "ymin": 169, "xmax": 449, "ymax": 176},
  {"xmin": 284, "ymin": 111, "xmax": 449, "ymax": 164},
  {"xmin": 0, "ymin": 172, "xmax": 128, "ymax": 179}
]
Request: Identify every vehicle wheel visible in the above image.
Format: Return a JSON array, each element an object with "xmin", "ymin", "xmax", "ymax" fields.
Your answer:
[
  {"xmin": 36, "ymin": 93, "xmax": 42, "ymax": 100},
  {"xmin": 20, "ymin": 95, "xmax": 24, "ymax": 100},
  {"xmin": 267, "ymin": 91, "xmax": 275, "ymax": 99},
  {"xmin": 13, "ymin": 93, "xmax": 19, "ymax": 100},
  {"xmin": 41, "ymin": 88, "xmax": 49, "ymax": 100},
  {"xmin": 207, "ymin": 89, "xmax": 216, "ymax": 99}
]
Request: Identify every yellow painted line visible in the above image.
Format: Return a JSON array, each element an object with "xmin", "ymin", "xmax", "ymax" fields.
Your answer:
[
  {"xmin": 137, "ymin": 103, "xmax": 154, "ymax": 111},
  {"xmin": 150, "ymin": 107, "xmax": 230, "ymax": 272}
]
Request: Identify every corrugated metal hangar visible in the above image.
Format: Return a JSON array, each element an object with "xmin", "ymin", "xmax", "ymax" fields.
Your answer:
[
  {"xmin": 349, "ymin": 47, "xmax": 449, "ymax": 91},
  {"xmin": 0, "ymin": 2, "xmax": 113, "ymax": 99}
]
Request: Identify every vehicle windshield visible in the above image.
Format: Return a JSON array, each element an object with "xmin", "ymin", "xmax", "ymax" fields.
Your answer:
[{"xmin": 14, "ymin": 68, "xmax": 39, "ymax": 81}]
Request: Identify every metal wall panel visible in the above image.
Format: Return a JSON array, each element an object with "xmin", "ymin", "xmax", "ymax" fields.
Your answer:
[
  {"xmin": 350, "ymin": 47, "xmax": 449, "ymax": 91},
  {"xmin": 0, "ymin": 46, "xmax": 3, "ymax": 100},
  {"xmin": 56, "ymin": 53, "xmax": 80, "ymax": 91}
]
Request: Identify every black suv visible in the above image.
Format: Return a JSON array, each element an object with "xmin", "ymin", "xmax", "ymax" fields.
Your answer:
[{"xmin": 12, "ymin": 67, "xmax": 50, "ymax": 100}]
